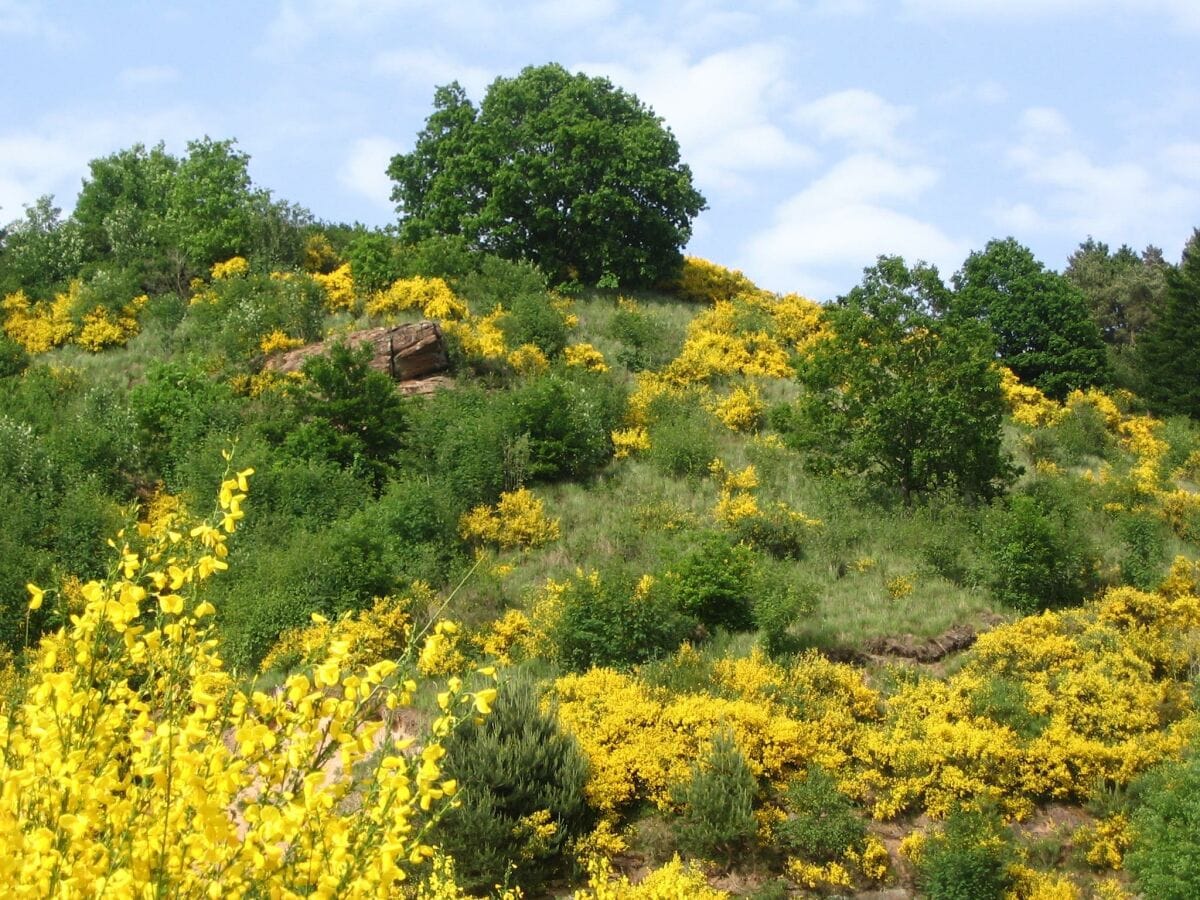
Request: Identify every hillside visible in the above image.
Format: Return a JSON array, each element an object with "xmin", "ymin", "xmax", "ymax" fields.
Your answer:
[{"xmin": 2, "ymin": 148, "xmax": 1200, "ymax": 897}]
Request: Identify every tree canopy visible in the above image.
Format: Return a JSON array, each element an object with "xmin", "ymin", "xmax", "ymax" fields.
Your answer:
[
  {"xmin": 1065, "ymin": 237, "xmax": 1167, "ymax": 349},
  {"xmin": 794, "ymin": 256, "xmax": 1013, "ymax": 505},
  {"xmin": 1137, "ymin": 230, "xmax": 1200, "ymax": 418},
  {"xmin": 388, "ymin": 63, "xmax": 707, "ymax": 287},
  {"xmin": 952, "ymin": 237, "xmax": 1108, "ymax": 399}
]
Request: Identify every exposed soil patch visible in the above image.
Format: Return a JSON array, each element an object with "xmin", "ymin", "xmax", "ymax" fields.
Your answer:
[{"xmin": 863, "ymin": 613, "xmax": 1005, "ymax": 663}]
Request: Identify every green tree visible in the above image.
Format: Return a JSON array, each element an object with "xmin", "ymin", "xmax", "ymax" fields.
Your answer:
[
  {"xmin": 283, "ymin": 342, "xmax": 408, "ymax": 491},
  {"xmin": 952, "ymin": 238, "xmax": 1108, "ymax": 398},
  {"xmin": 0, "ymin": 196, "xmax": 83, "ymax": 297},
  {"xmin": 794, "ymin": 256, "xmax": 1012, "ymax": 505},
  {"xmin": 388, "ymin": 64, "xmax": 707, "ymax": 286},
  {"xmin": 1065, "ymin": 237, "xmax": 1167, "ymax": 349},
  {"xmin": 670, "ymin": 732, "xmax": 758, "ymax": 866},
  {"xmin": 435, "ymin": 675, "xmax": 593, "ymax": 893},
  {"xmin": 73, "ymin": 142, "xmax": 179, "ymax": 281},
  {"xmin": 1137, "ymin": 231, "xmax": 1200, "ymax": 418},
  {"xmin": 167, "ymin": 137, "xmax": 266, "ymax": 269}
]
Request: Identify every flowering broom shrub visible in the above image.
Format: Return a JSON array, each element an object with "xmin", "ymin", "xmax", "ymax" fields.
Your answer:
[{"xmin": 0, "ymin": 455, "xmax": 498, "ymax": 897}]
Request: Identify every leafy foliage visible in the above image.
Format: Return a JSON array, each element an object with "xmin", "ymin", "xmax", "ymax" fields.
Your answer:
[
  {"xmin": 436, "ymin": 675, "xmax": 593, "ymax": 892},
  {"xmin": 1127, "ymin": 750, "xmax": 1200, "ymax": 899},
  {"xmin": 670, "ymin": 732, "xmax": 758, "ymax": 865},
  {"xmin": 388, "ymin": 64, "xmax": 706, "ymax": 286},
  {"xmin": 915, "ymin": 806, "xmax": 1017, "ymax": 900},
  {"xmin": 795, "ymin": 256, "xmax": 1013, "ymax": 505},
  {"xmin": 953, "ymin": 237, "xmax": 1109, "ymax": 399}
]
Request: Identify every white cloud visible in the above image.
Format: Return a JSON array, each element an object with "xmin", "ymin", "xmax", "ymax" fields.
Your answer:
[
  {"xmin": 0, "ymin": 110, "xmax": 205, "ymax": 222},
  {"xmin": 740, "ymin": 153, "xmax": 969, "ymax": 297},
  {"xmin": 0, "ymin": 0, "xmax": 68, "ymax": 41},
  {"xmin": 1161, "ymin": 142, "xmax": 1200, "ymax": 182},
  {"xmin": 338, "ymin": 136, "xmax": 402, "ymax": 208},
  {"xmin": 794, "ymin": 89, "xmax": 913, "ymax": 153},
  {"xmin": 901, "ymin": 0, "xmax": 1200, "ymax": 30},
  {"xmin": 260, "ymin": 0, "xmax": 413, "ymax": 58},
  {"xmin": 372, "ymin": 48, "xmax": 493, "ymax": 96},
  {"xmin": 118, "ymin": 65, "xmax": 179, "ymax": 88},
  {"xmin": 579, "ymin": 43, "xmax": 815, "ymax": 193},
  {"xmin": 995, "ymin": 105, "xmax": 1199, "ymax": 247}
]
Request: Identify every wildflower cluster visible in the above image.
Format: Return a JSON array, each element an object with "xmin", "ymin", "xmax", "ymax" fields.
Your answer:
[
  {"xmin": 848, "ymin": 572, "xmax": 1200, "ymax": 820},
  {"xmin": 367, "ymin": 276, "xmax": 469, "ymax": 321},
  {"xmin": 312, "ymin": 262, "xmax": 356, "ymax": 311},
  {"xmin": 458, "ymin": 488, "xmax": 561, "ymax": 550},
  {"xmin": 563, "ymin": 342, "xmax": 609, "ymax": 372},
  {"xmin": 672, "ymin": 256, "xmax": 764, "ymax": 305},
  {"xmin": 2, "ymin": 283, "xmax": 145, "ymax": 354},
  {"xmin": 0, "ymin": 458, "xmax": 497, "ymax": 896}
]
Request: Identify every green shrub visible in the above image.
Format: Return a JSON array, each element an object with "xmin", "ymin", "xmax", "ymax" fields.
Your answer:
[
  {"xmin": 281, "ymin": 342, "xmax": 408, "ymax": 492},
  {"xmin": 505, "ymin": 371, "xmax": 622, "ymax": 483},
  {"xmin": 752, "ymin": 573, "xmax": 816, "ymax": 656},
  {"xmin": 130, "ymin": 361, "xmax": 241, "ymax": 487},
  {"xmin": 670, "ymin": 531, "xmax": 757, "ymax": 633},
  {"xmin": 775, "ymin": 765, "xmax": 865, "ymax": 863},
  {"xmin": 1127, "ymin": 752, "xmax": 1200, "ymax": 899},
  {"xmin": 1119, "ymin": 510, "xmax": 1167, "ymax": 590},
  {"xmin": 552, "ymin": 569, "xmax": 690, "ymax": 671},
  {"xmin": 726, "ymin": 505, "xmax": 810, "ymax": 560},
  {"xmin": 645, "ymin": 394, "xmax": 717, "ymax": 479},
  {"xmin": 0, "ymin": 337, "xmax": 29, "ymax": 378},
  {"xmin": 346, "ymin": 231, "xmax": 403, "ymax": 294},
  {"xmin": 220, "ymin": 520, "xmax": 395, "ymax": 669},
  {"xmin": 402, "ymin": 387, "xmax": 509, "ymax": 507},
  {"xmin": 436, "ymin": 675, "xmax": 593, "ymax": 893},
  {"xmin": 1161, "ymin": 415, "xmax": 1200, "ymax": 476},
  {"xmin": 983, "ymin": 490, "xmax": 1097, "ymax": 613},
  {"xmin": 670, "ymin": 731, "xmax": 758, "ymax": 865},
  {"xmin": 456, "ymin": 254, "xmax": 546, "ymax": 310},
  {"xmin": 500, "ymin": 291, "xmax": 569, "ymax": 359},
  {"xmin": 608, "ymin": 303, "xmax": 672, "ymax": 372},
  {"xmin": 1053, "ymin": 399, "xmax": 1114, "ymax": 463},
  {"xmin": 916, "ymin": 806, "xmax": 1016, "ymax": 900},
  {"xmin": 969, "ymin": 675, "xmax": 1049, "ymax": 739},
  {"xmin": 181, "ymin": 269, "xmax": 325, "ymax": 361}
]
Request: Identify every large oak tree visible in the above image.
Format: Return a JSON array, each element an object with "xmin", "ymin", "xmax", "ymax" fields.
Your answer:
[{"xmin": 388, "ymin": 64, "xmax": 706, "ymax": 287}]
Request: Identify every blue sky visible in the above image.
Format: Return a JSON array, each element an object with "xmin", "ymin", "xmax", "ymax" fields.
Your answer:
[{"xmin": 2, "ymin": 0, "xmax": 1198, "ymax": 299}]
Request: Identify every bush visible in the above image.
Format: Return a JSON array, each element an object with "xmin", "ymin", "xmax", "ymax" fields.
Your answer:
[
  {"xmin": 346, "ymin": 231, "xmax": 403, "ymax": 294},
  {"xmin": 1119, "ymin": 510, "xmax": 1167, "ymax": 590},
  {"xmin": 505, "ymin": 371, "xmax": 622, "ymax": 482},
  {"xmin": 670, "ymin": 731, "xmax": 758, "ymax": 865},
  {"xmin": 608, "ymin": 302, "xmax": 672, "ymax": 372},
  {"xmin": 983, "ymin": 490, "xmax": 1097, "ymax": 613},
  {"xmin": 915, "ymin": 806, "xmax": 1016, "ymax": 900},
  {"xmin": 0, "ymin": 337, "xmax": 29, "ymax": 378},
  {"xmin": 1052, "ymin": 400, "xmax": 1114, "ymax": 463},
  {"xmin": 670, "ymin": 531, "xmax": 757, "ymax": 633},
  {"xmin": 402, "ymin": 387, "xmax": 510, "ymax": 507},
  {"xmin": 775, "ymin": 766, "xmax": 865, "ymax": 863},
  {"xmin": 500, "ymin": 291, "xmax": 569, "ymax": 359},
  {"xmin": 646, "ymin": 395, "xmax": 717, "ymax": 479},
  {"xmin": 282, "ymin": 342, "xmax": 408, "ymax": 492},
  {"xmin": 552, "ymin": 569, "xmax": 690, "ymax": 671},
  {"xmin": 969, "ymin": 675, "xmax": 1048, "ymax": 739},
  {"xmin": 220, "ymin": 520, "xmax": 396, "ymax": 669},
  {"xmin": 181, "ymin": 269, "xmax": 326, "ymax": 362},
  {"xmin": 130, "ymin": 361, "xmax": 242, "ymax": 486},
  {"xmin": 456, "ymin": 254, "xmax": 547, "ymax": 310},
  {"xmin": 1127, "ymin": 752, "xmax": 1200, "ymax": 899},
  {"xmin": 436, "ymin": 675, "xmax": 593, "ymax": 893},
  {"xmin": 752, "ymin": 573, "xmax": 816, "ymax": 656}
]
